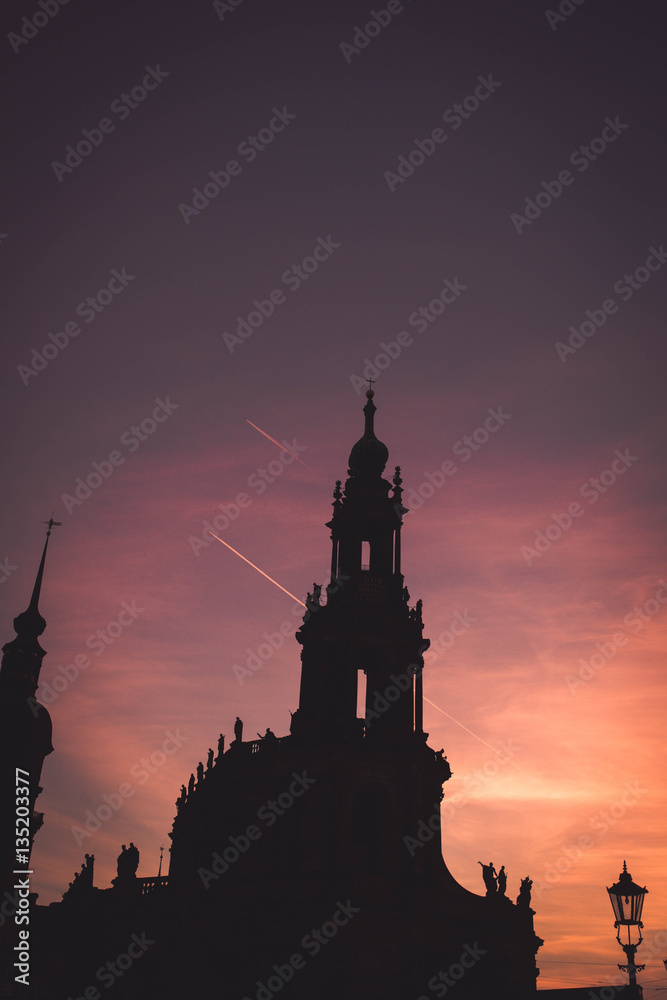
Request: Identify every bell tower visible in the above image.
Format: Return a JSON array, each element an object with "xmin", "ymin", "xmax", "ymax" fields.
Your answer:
[{"xmin": 291, "ymin": 389, "xmax": 431, "ymax": 752}]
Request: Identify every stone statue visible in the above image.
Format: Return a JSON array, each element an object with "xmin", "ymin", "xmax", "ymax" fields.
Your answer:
[
  {"xmin": 187, "ymin": 773, "xmax": 195, "ymax": 795},
  {"xmin": 196, "ymin": 761, "xmax": 204, "ymax": 783},
  {"xmin": 217, "ymin": 733, "xmax": 225, "ymax": 759},
  {"xmin": 234, "ymin": 716, "xmax": 243, "ymax": 742},
  {"xmin": 126, "ymin": 842, "xmax": 139, "ymax": 876},
  {"xmin": 117, "ymin": 845, "xmax": 128, "ymax": 877},
  {"xmin": 117, "ymin": 844, "xmax": 139, "ymax": 879},
  {"xmin": 207, "ymin": 747, "xmax": 214, "ymax": 770},
  {"xmin": 478, "ymin": 861, "xmax": 497, "ymax": 894},
  {"xmin": 497, "ymin": 865, "xmax": 507, "ymax": 895},
  {"xmin": 517, "ymin": 877, "xmax": 532, "ymax": 907}
]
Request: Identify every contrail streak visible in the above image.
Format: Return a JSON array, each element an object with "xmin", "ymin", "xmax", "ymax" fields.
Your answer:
[
  {"xmin": 246, "ymin": 419, "xmax": 312, "ymax": 470},
  {"xmin": 209, "ymin": 530, "xmax": 518, "ymax": 770},
  {"xmin": 209, "ymin": 532, "xmax": 306, "ymax": 607},
  {"xmin": 423, "ymin": 696, "xmax": 525, "ymax": 772}
]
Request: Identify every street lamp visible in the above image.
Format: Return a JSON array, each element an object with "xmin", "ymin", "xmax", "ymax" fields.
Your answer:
[{"xmin": 606, "ymin": 861, "xmax": 648, "ymax": 988}]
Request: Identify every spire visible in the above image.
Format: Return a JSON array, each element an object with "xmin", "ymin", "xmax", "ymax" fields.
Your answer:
[
  {"xmin": 12, "ymin": 518, "xmax": 60, "ymax": 640},
  {"xmin": 2, "ymin": 518, "xmax": 61, "ymax": 693},
  {"xmin": 347, "ymin": 389, "xmax": 389, "ymax": 478}
]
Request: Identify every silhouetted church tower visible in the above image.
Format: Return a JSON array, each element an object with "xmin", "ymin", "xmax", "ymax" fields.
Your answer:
[
  {"xmin": 31, "ymin": 397, "xmax": 543, "ymax": 999},
  {"xmin": 0, "ymin": 521, "xmax": 57, "ymax": 988},
  {"xmin": 293, "ymin": 388, "xmax": 430, "ymax": 749}
]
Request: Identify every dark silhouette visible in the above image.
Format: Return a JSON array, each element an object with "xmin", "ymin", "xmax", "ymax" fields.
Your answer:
[
  {"xmin": 117, "ymin": 842, "xmax": 139, "ymax": 879},
  {"xmin": 207, "ymin": 747, "xmax": 214, "ymax": 769},
  {"xmin": 497, "ymin": 865, "xmax": 507, "ymax": 895},
  {"xmin": 517, "ymin": 877, "xmax": 533, "ymax": 908},
  {"xmin": 217, "ymin": 733, "xmax": 225, "ymax": 759},
  {"xmin": 22, "ymin": 396, "xmax": 544, "ymax": 998},
  {"xmin": 126, "ymin": 842, "xmax": 139, "ymax": 875},
  {"xmin": 478, "ymin": 861, "xmax": 497, "ymax": 894},
  {"xmin": 0, "ymin": 519, "xmax": 59, "ymax": 930}
]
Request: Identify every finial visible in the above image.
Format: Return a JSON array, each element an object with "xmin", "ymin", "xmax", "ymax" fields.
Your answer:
[
  {"xmin": 365, "ymin": 376, "xmax": 375, "ymax": 398},
  {"xmin": 42, "ymin": 515, "xmax": 62, "ymax": 538}
]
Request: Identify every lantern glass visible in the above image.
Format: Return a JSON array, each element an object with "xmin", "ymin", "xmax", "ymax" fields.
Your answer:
[{"xmin": 607, "ymin": 862, "xmax": 648, "ymax": 927}]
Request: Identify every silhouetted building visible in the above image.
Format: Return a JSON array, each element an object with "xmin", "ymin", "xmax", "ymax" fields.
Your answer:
[
  {"xmin": 0, "ymin": 522, "xmax": 57, "ymax": 992},
  {"xmin": 27, "ymin": 396, "xmax": 549, "ymax": 997}
]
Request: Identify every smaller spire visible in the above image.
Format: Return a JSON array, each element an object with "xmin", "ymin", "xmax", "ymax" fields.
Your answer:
[{"xmin": 13, "ymin": 518, "xmax": 61, "ymax": 639}]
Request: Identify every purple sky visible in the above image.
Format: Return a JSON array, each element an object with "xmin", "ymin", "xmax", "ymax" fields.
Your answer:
[{"xmin": 2, "ymin": 0, "xmax": 666, "ymax": 992}]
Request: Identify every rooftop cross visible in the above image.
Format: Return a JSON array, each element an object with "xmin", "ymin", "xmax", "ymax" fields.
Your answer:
[{"xmin": 42, "ymin": 515, "xmax": 63, "ymax": 537}]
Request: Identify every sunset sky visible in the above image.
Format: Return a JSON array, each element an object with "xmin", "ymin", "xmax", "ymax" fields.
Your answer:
[{"xmin": 2, "ymin": 0, "xmax": 666, "ymax": 992}]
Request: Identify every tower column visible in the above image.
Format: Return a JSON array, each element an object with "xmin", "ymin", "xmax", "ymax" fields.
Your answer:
[{"xmin": 415, "ymin": 668, "xmax": 424, "ymax": 734}]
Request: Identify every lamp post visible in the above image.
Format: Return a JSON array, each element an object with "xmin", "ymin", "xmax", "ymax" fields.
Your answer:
[{"xmin": 606, "ymin": 861, "xmax": 648, "ymax": 988}]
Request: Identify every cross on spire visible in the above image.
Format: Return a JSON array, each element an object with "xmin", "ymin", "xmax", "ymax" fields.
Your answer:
[
  {"xmin": 366, "ymin": 376, "xmax": 375, "ymax": 391},
  {"xmin": 42, "ymin": 515, "xmax": 62, "ymax": 537}
]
